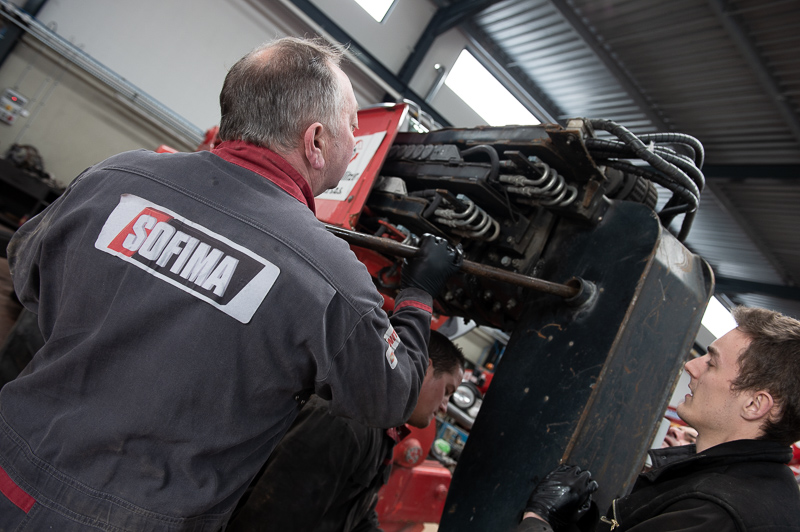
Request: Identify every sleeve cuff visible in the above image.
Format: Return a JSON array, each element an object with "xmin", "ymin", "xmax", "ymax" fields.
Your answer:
[{"xmin": 394, "ymin": 288, "xmax": 433, "ymax": 313}]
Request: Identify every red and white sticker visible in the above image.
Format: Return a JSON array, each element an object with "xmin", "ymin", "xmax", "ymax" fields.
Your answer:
[
  {"xmin": 383, "ymin": 324, "xmax": 400, "ymax": 369},
  {"xmin": 95, "ymin": 194, "xmax": 280, "ymax": 323},
  {"xmin": 316, "ymin": 131, "xmax": 386, "ymax": 201}
]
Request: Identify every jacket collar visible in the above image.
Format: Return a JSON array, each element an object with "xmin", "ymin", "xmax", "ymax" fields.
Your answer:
[
  {"xmin": 212, "ymin": 140, "xmax": 316, "ymax": 214},
  {"xmin": 644, "ymin": 439, "xmax": 792, "ymax": 483}
]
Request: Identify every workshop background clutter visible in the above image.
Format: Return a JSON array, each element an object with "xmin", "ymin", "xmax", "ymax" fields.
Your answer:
[{"xmin": 1, "ymin": 0, "xmax": 799, "ymax": 530}]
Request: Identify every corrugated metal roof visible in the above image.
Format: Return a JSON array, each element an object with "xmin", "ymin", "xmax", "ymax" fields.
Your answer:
[
  {"xmin": 467, "ymin": 0, "xmax": 800, "ymax": 317},
  {"xmin": 678, "ymin": 188, "xmax": 785, "ymax": 283},
  {"xmin": 710, "ymin": 178, "xmax": 800, "ymax": 285},
  {"xmin": 472, "ymin": 0, "xmax": 661, "ymax": 131},
  {"xmin": 735, "ymin": 293, "xmax": 800, "ymax": 322},
  {"xmin": 569, "ymin": 0, "xmax": 800, "ymax": 164}
]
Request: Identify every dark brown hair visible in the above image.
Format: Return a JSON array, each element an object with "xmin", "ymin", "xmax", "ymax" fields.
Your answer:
[
  {"xmin": 731, "ymin": 306, "xmax": 800, "ymax": 446},
  {"xmin": 429, "ymin": 330, "xmax": 466, "ymax": 377}
]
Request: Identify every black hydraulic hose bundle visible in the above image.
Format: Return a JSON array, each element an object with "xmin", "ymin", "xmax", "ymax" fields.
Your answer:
[
  {"xmin": 585, "ymin": 119, "xmax": 705, "ymax": 242},
  {"xmin": 585, "ymin": 138, "xmax": 705, "ymax": 196}
]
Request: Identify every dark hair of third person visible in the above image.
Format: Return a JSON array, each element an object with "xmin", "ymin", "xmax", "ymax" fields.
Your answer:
[{"xmin": 428, "ymin": 330, "xmax": 466, "ymax": 377}]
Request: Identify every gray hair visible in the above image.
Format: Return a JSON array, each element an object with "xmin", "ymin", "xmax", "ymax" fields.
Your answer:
[{"xmin": 218, "ymin": 36, "xmax": 346, "ymax": 152}]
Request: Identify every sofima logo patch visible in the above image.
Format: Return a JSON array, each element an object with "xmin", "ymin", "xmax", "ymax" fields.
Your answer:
[
  {"xmin": 383, "ymin": 325, "xmax": 400, "ymax": 369},
  {"xmin": 95, "ymin": 194, "xmax": 280, "ymax": 323}
]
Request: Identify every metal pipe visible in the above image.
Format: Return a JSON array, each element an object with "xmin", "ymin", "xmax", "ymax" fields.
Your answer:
[
  {"xmin": 0, "ymin": 0, "xmax": 45, "ymax": 69},
  {"xmin": 324, "ymin": 224, "xmax": 580, "ymax": 298}
]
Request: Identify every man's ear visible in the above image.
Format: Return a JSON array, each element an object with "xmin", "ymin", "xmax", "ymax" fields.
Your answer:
[
  {"xmin": 425, "ymin": 359, "xmax": 434, "ymax": 377},
  {"xmin": 303, "ymin": 122, "xmax": 325, "ymax": 170},
  {"xmin": 742, "ymin": 390, "xmax": 775, "ymax": 422}
]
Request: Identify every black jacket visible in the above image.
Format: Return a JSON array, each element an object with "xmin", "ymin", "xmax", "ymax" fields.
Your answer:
[
  {"xmin": 227, "ymin": 396, "xmax": 399, "ymax": 531},
  {"xmin": 601, "ymin": 439, "xmax": 800, "ymax": 531},
  {"xmin": 519, "ymin": 439, "xmax": 800, "ymax": 532}
]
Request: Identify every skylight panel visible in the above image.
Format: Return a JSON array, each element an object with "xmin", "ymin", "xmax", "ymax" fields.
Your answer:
[
  {"xmin": 701, "ymin": 296, "xmax": 737, "ymax": 338},
  {"xmin": 445, "ymin": 49, "xmax": 540, "ymax": 126},
  {"xmin": 353, "ymin": 0, "xmax": 395, "ymax": 22}
]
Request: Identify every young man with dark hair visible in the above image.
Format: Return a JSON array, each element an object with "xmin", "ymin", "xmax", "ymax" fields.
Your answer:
[
  {"xmin": 227, "ymin": 330, "xmax": 466, "ymax": 531},
  {"xmin": 520, "ymin": 306, "xmax": 800, "ymax": 532},
  {"xmin": 0, "ymin": 37, "xmax": 462, "ymax": 530}
]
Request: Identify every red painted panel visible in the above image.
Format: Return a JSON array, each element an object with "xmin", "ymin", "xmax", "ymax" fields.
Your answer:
[{"xmin": 316, "ymin": 104, "xmax": 408, "ymax": 229}]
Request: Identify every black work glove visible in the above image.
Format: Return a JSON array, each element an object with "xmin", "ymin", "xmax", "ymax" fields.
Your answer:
[
  {"xmin": 400, "ymin": 234, "xmax": 463, "ymax": 296},
  {"xmin": 524, "ymin": 464, "xmax": 599, "ymax": 531}
]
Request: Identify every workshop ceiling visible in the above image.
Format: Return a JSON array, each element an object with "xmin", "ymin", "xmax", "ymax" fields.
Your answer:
[
  {"xmin": 463, "ymin": 0, "xmax": 800, "ymax": 318},
  {"xmin": 295, "ymin": 0, "xmax": 800, "ymax": 318}
]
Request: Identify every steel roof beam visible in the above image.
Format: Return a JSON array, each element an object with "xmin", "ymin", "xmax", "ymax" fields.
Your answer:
[
  {"xmin": 397, "ymin": 0, "xmax": 503, "ymax": 84},
  {"xmin": 708, "ymin": 0, "xmax": 800, "ymax": 147},
  {"xmin": 715, "ymin": 276, "xmax": 800, "ymax": 301}
]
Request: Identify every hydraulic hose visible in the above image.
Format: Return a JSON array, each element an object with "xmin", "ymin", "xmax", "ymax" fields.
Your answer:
[
  {"xmin": 637, "ymin": 132, "xmax": 705, "ymax": 168},
  {"xmin": 585, "ymin": 138, "xmax": 703, "ymax": 196},
  {"xmin": 586, "ymin": 118, "xmax": 704, "ymax": 241}
]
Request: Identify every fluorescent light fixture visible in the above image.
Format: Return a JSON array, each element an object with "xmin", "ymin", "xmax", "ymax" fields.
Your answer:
[
  {"xmin": 445, "ymin": 49, "xmax": 540, "ymax": 126},
  {"xmin": 353, "ymin": 0, "xmax": 395, "ymax": 22},
  {"xmin": 701, "ymin": 296, "xmax": 737, "ymax": 338}
]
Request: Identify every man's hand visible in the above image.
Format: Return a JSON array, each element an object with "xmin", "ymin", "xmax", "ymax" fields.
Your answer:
[
  {"xmin": 400, "ymin": 234, "xmax": 463, "ymax": 296},
  {"xmin": 524, "ymin": 464, "xmax": 598, "ymax": 531}
]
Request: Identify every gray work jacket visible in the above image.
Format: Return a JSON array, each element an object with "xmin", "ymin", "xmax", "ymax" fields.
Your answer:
[{"xmin": 0, "ymin": 141, "xmax": 430, "ymax": 530}]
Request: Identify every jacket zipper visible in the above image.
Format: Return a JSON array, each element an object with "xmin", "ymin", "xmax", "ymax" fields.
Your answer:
[{"xmin": 599, "ymin": 499, "xmax": 620, "ymax": 530}]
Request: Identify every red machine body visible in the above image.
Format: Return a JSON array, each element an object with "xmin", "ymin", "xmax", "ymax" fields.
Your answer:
[
  {"xmin": 317, "ymin": 103, "xmax": 448, "ymax": 332},
  {"xmin": 375, "ymin": 423, "xmax": 451, "ymax": 531},
  {"xmin": 318, "ymin": 103, "xmax": 453, "ymax": 528},
  {"xmin": 315, "ymin": 104, "xmax": 409, "ymax": 230}
]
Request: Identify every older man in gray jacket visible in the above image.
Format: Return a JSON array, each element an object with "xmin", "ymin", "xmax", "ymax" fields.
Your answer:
[{"xmin": 0, "ymin": 37, "xmax": 461, "ymax": 531}]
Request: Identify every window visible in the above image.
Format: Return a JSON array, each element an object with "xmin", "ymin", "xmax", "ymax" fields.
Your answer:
[
  {"xmin": 445, "ymin": 49, "xmax": 540, "ymax": 126},
  {"xmin": 701, "ymin": 297, "xmax": 737, "ymax": 338},
  {"xmin": 353, "ymin": 0, "xmax": 395, "ymax": 22}
]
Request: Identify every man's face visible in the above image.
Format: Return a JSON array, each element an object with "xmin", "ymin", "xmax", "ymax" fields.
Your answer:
[
  {"xmin": 318, "ymin": 66, "xmax": 359, "ymax": 194},
  {"xmin": 406, "ymin": 364, "xmax": 464, "ymax": 429},
  {"xmin": 676, "ymin": 328, "xmax": 751, "ymax": 439},
  {"xmin": 660, "ymin": 424, "xmax": 698, "ymax": 448}
]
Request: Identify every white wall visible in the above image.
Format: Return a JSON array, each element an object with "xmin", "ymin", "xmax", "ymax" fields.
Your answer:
[
  {"xmin": 35, "ymin": 0, "xmax": 485, "ymax": 127},
  {"xmin": 0, "ymin": 36, "xmax": 193, "ymax": 183},
  {"xmin": 35, "ymin": 0, "xmax": 314, "ymax": 131},
  {"xmin": 0, "ymin": 0, "xmax": 485, "ymax": 183}
]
